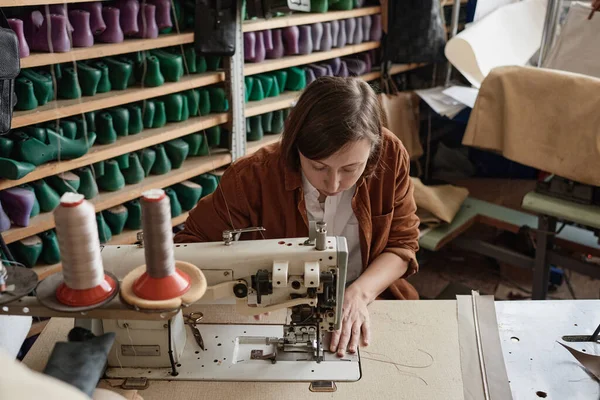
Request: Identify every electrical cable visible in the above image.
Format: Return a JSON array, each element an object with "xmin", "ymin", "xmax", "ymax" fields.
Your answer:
[{"xmin": 167, "ymin": 318, "xmax": 178, "ymax": 376}]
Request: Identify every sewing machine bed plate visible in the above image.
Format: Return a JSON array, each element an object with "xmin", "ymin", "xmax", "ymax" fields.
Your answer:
[{"xmin": 105, "ymin": 324, "xmax": 361, "ymax": 382}]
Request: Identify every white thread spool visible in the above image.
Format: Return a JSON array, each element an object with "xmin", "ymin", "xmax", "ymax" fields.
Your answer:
[
  {"xmin": 141, "ymin": 189, "xmax": 175, "ymax": 278},
  {"xmin": 54, "ymin": 192, "xmax": 104, "ymax": 290}
]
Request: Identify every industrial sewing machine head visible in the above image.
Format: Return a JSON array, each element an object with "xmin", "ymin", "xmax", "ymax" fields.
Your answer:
[{"xmin": 82, "ymin": 221, "xmax": 359, "ymax": 383}]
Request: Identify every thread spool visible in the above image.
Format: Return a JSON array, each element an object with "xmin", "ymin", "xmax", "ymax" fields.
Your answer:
[
  {"xmin": 36, "ymin": 193, "xmax": 119, "ymax": 311},
  {"xmin": 120, "ymin": 189, "xmax": 206, "ymax": 310},
  {"xmin": 132, "ymin": 189, "xmax": 190, "ymax": 300}
]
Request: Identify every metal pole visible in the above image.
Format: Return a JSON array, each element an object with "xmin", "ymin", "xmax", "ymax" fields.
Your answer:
[
  {"xmin": 538, "ymin": 0, "xmax": 562, "ymax": 67},
  {"xmin": 227, "ymin": 0, "xmax": 247, "ymax": 161},
  {"xmin": 445, "ymin": 0, "xmax": 462, "ymax": 86}
]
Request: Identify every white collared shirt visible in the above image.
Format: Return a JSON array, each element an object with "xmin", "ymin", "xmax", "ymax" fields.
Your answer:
[{"xmin": 302, "ymin": 174, "xmax": 362, "ymax": 282}]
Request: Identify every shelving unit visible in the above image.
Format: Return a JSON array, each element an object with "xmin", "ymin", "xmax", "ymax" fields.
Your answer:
[
  {"xmin": 243, "ymin": 6, "xmax": 381, "ymax": 32},
  {"xmin": 2, "ymin": 151, "xmax": 231, "ymax": 244},
  {"xmin": 21, "ymin": 33, "xmax": 195, "ymax": 69},
  {"xmin": 12, "ymin": 72, "xmax": 225, "ymax": 128},
  {"xmin": 0, "ymin": 113, "xmax": 228, "ymax": 191},
  {"xmin": 361, "ymin": 63, "xmax": 428, "ymax": 82},
  {"xmin": 244, "ymin": 41, "xmax": 380, "ymax": 76}
]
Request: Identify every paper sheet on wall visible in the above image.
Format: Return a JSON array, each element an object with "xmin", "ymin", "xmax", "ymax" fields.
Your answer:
[{"xmin": 445, "ymin": 0, "xmax": 547, "ymax": 88}]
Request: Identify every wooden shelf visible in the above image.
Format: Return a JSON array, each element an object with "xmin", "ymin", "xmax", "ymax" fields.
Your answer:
[
  {"xmin": 244, "ymin": 41, "xmax": 380, "ymax": 76},
  {"xmin": 1, "ymin": 151, "xmax": 231, "ymax": 244},
  {"xmin": 0, "ymin": 0, "xmax": 105, "ymax": 5},
  {"xmin": 243, "ymin": 6, "xmax": 381, "ymax": 32},
  {"xmin": 361, "ymin": 63, "xmax": 428, "ymax": 81},
  {"xmin": 31, "ymin": 210, "xmax": 191, "ymax": 278},
  {"xmin": 31, "ymin": 263, "xmax": 63, "ymax": 280},
  {"xmin": 245, "ymin": 66, "xmax": 426, "ymax": 117},
  {"xmin": 246, "ymin": 91, "xmax": 301, "ymax": 117},
  {"xmin": 247, "ymin": 133, "xmax": 282, "ymax": 155},
  {"xmin": 11, "ymin": 72, "xmax": 225, "ymax": 129},
  {"xmin": 0, "ymin": 113, "xmax": 227, "ymax": 191},
  {"xmin": 21, "ymin": 33, "xmax": 194, "ymax": 69}
]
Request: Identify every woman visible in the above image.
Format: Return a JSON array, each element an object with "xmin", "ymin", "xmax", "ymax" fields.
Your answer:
[{"xmin": 175, "ymin": 76, "xmax": 420, "ymax": 357}]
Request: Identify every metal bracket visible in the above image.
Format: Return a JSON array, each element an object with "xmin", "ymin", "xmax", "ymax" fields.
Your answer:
[
  {"xmin": 136, "ymin": 231, "xmax": 144, "ymax": 247},
  {"xmin": 222, "ymin": 227, "xmax": 266, "ymax": 245},
  {"xmin": 309, "ymin": 381, "xmax": 337, "ymax": 393}
]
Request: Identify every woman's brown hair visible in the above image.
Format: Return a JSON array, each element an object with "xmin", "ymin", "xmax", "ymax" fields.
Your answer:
[{"xmin": 280, "ymin": 76, "xmax": 384, "ymax": 177}]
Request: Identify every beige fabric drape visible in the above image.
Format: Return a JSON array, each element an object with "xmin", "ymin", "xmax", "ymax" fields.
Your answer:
[
  {"xmin": 411, "ymin": 178, "xmax": 469, "ymax": 225},
  {"xmin": 463, "ymin": 66, "xmax": 600, "ymax": 186},
  {"xmin": 380, "ymin": 92, "xmax": 424, "ymax": 160}
]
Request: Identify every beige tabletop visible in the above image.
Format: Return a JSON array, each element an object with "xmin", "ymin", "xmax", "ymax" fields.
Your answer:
[{"xmin": 23, "ymin": 301, "xmax": 465, "ymax": 400}]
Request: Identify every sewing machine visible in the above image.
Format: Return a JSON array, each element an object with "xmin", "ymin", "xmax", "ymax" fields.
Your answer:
[{"xmin": 68, "ymin": 226, "xmax": 361, "ymax": 383}]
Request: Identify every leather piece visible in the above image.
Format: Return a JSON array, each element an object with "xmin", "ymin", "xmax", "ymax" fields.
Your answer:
[{"xmin": 43, "ymin": 332, "xmax": 116, "ymax": 397}]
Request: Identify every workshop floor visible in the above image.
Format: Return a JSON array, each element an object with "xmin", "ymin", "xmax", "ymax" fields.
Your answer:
[{"xmin": 408, "ymin": 179, "xmax": 600, "ymax": 301}]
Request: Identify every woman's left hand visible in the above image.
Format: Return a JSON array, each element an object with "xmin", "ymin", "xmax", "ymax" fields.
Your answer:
[{"xmin": 329, "ymin": 284, "xmax": 370, "ymax": 357}]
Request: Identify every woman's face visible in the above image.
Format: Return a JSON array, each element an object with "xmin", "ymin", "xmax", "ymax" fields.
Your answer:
[{"xmin": 299, "ymin": 139, "xmax": 372, "ymax": 197}]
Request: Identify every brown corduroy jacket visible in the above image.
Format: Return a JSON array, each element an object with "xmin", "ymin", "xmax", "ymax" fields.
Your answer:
[{"xmin": 174, "ymin": 128, "xmax": 421, "ymax": 300}]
